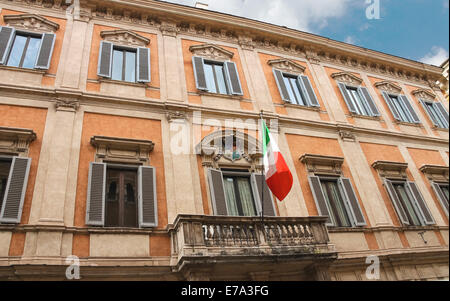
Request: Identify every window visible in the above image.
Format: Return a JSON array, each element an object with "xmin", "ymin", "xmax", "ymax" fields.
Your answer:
[
  {"xmin": 338, "ymin": 83, "xmax": 380, "ymax": 117},
  {"xmin": 282, "ymin": 73, "xmax": 307, "ymax": 106},
  {"xmin": 223, "ymin": 173, "xmax": 257, "ymax": 217},
  {"xmin": 439, "ymin": 184, "xmax": 449, "ymax": 203},
  {"xmin": 111, "ymin": 48, "xmax": 136, "ymax": 83},
  {"xmin": 392, "ymin": 182, "xmax": 422, "ymax": 226},
  {"xmin": 273, "ymin": 69, "xmax": 320, "ymax": 108},
  {"xmin": 320, "ymin": 179, "xmax": 352, "ymax": 227},
  {"xmin": 203, "ymin": 61, "xmax": 229, "ymax": 95},
  {"xmin": 420, "ymin": 100, "xmax": 449, "ymax": 129},
  {"xmin": 0, "ymin": 159, "xmax": 12, "ymax": 211},
  {"xmin": 6, "ymin": 33, "xmax": 41, "ymax": 69},
  {"xmin": 431, "ymin": 181, "xmax": 449, "ymax": 217},
  {"xmin": 390, "ymin": 95, "xmax": 415, "ymax": 123},
  {"xmin": 382, "ymin": 92, "xmax": 421, "ymax": 124}
]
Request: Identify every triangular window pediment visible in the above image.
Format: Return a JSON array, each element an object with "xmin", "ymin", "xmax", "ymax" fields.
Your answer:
[
  {"xmin": 189, "ymin": 44, "xmax": 234, "ymax": 61},
  {"xmin": 331, "ymin": 72, "xmax": 363, "ymax": 86},
  {"xmin": 268, "ymin": 58, "xmax": 305, "ymax": 74},
  {"xmin": 411, "ymin": 88, "xmax": 436, "ymax": 101},
  {"xmin": 374, "ymin": 81, "xmax": 403, "ymax": 94},
  {"xmin": 100, "ymin": 30, "xmax": 150, "ymax": 47},
  {"xmin": 3, "ymin": 14, "xmax": 60, "ymax": 33}
]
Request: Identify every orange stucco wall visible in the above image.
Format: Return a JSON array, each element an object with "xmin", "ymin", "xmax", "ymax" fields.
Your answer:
[
  {"xmin": 285, "ymin": 134, "xmax": 370, "ymax": 226},
  {"xmin": 86, "ymin": 25, "xmax": 160, "ymax": 98},
  {"xmin": 182, "ymin": 39, "xmax": 252, "ymax": 110},
  {"xmin": 0, "ymin": 9, "xmax": 66, "ymax": 87}
]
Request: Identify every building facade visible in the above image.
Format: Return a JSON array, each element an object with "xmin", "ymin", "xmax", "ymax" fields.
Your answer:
[{"xmin": 0, "ymin": 0, "xmax": 448, "ymax": 281}]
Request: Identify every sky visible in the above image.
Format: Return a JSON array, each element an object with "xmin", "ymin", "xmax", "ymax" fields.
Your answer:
[{"xmin": 160, "ymin": 0, "xmax": 450, "ymax": 66}]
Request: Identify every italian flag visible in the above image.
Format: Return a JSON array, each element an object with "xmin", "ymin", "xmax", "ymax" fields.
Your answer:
[{"xmin": 262, "ymin": 121, "xmax": 293, "ymax": 201}]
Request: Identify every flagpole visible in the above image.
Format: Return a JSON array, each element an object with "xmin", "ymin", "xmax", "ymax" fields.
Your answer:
[{"xmin": 259, "ymin": 110, "xmax": 265, "ymax": 227}]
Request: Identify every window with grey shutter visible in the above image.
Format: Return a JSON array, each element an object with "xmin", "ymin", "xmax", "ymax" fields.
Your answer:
[
  {"xmin": 382, "ymin": 92, "xmax": 401, "ymax": 121},
  {"xmin": 86, "ymin": 162, "xmax": 106, "ymax": 226},
  {"xmin": 138, "ymin": 166, "xmax": 157, "ymax": 228},
  {"xmin": 251, "ymin": 174, "xmax": 276, "ymax": 216},
  {"xmin": 192, "ymin": 56, "xmax": 208, "ymax": 91},
  {"xmin": 97, "ymin": 41, "xmax": 113, "ymax": 78},
  {"xmin": 273, "ymin": 69, "xmax": 291, "ymax": 102},
  {"xmin": 308, "ymin": 176, "xmax": 333, "ymax": 225},
  {"xmin": 359, "ymin": 86, "xmax": 380, "ymax": 116},
  {"xmin": 299, "ymin": 75, "xmax": 320, "ymax": 107},
  {"xmin": 0, "ymin": 26, "xmax": 15, "ymax": 65},
  {"xmin": 400, "ymin": 95, "xmax": 421, "ymax": 124},
  {"xmin": 35, "ymin": 33, "xmax": 56, "ymax": 69},
  {"xmin": 338, "ymin": 178, "xmax": 366, "ymax": 226},
  {"xmin": 434, "ymin": 102, "xmax": 449, "ymax": 125},
  {"xmin": 224, "ymin": 61, "xmax": 243, "ymax": 95},
  {"xmin": 432, "ymin": 182, "xmax": 449, "ymax": 217},
  {"xmin": 0, "ymin": 157, "xmax": 31, "ymax": 224},
  {"xmin": 136, "ymin": 47, "xmax": 151, "ymax": 83},
  {"xmin": 208, "ymin": 169, "xmax": 228, "ymax": 215},
  {"xmin": 338, "ymin": 82, "xmax": 357, "ymax": 114},
  {"xmin": 384, "ymin": 179, "xmax": 410, "ymax": 225},
  {"xmin": 406, "ymin": 181, "xmax": 435, "ymax": 225},
  {"xmin": 420, "ymin": 99, "xmax": 441, "ymax": 127}
]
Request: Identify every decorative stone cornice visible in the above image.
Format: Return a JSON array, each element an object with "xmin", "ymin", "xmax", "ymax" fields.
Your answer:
[
  {"xmin": 300, "ymin": 154, "xmax": 344, "ymax": 176},
  {"xmin": 0, "ymin": 126, "xmax": 36, "ymax": 156},
  {"xmin": 238, "ymin": 35, "xmax": 255, "ymax": 51},
  {"xmin": 100, "ymin": 30, "xmax": 150, "ymax": 47},
  {"xmin": 331, "ymin": 72, "xmax": 363, "ymax": 86},
  {"xmin": 189, "ymin": 43, "xmax": 234, "ymax": 61},
  {"xmin": 3, "ymin": 14, "xmax": 60, "ymax": 33},
  {"xmin": 90, "ymin": 136, "xmax": 154, "ymax": 164},
  {"xmin": 372, "ymin": 161, "xmax": 409, "ymax": 179},
  {"xmin": 55, "ymin": 98, "xmax": 80, "ymax": 112},
  {"xmin": 374, "ymin": 81, "xmax": 403, "ymax": 94},
  {"xmin": 411, "ymin": 89, "xmax": 436, "ymax": 101},
  {"xmin": 419, "ymin": 165, "xmax": 449, "ymax": 182},
  {"xmin": 268, "ymin": 59, "xmax": 305, "ymax": 74},
  {"xmin": 159, "ymin": 20, "xmax": 178, "ymax": 37}
]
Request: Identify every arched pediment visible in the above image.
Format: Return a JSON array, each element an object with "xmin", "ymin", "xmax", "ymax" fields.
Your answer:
[
  {"xmin": 268, "ymin": 58, "xmax": 305, "ymax": 74},
  {"xmin": 189, "ymin": 43, "xmax": 234, "ymax": 61},
  {"xmin": 411, "ymin": 88, "xmax": 436, "ymax": 101},
  {"xmin": 374, "ymin": 81, "xmax": 403, "ymax": 94},
  {"xmin": 331, "ymin": 71, "xmax": 363, "ymax": 86},
  {"xmin": 3, "ymin": 14, "xmax": 60, "ymax": 33},
  {"xmin": 100, "ymin": 30, "xmax": 150, "ymax": 47}
]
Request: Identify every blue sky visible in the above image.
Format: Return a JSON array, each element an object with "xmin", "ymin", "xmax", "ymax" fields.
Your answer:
[{"xmin": 162, "ymin": 0, "xmax": 449, "ymax": 66}]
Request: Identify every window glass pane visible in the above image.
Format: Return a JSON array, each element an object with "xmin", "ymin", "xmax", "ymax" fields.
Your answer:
[
  {"xmin": 395, "ymin": 184, "xmax": 421, "ymax": 226},
  {"xmin": 347, "ymin": 87, "xmax": 362, "ymax": 115},
  {"xmin": 290, "ymin": 77, "xmax": 306, "ymax": 106},
  {"xmin": 390, "ymin": 96, "xmax": 409, "ymax": 122},
  {"xmin": 7, "ymin": 35, "xmax": 27, "ymax": 67},
  {"xmin": 283, "ymin": 76, "xmax": 297, "ymax": 104},
  {"xmin": 0, "ymin": 160, "xmax": 12, "ymax": 207},
  {"xmin": 223, "ymin": 177, "xmax": 239, "ymax": 216},
  {"xmin": 105, "ymin": 170, "xmax": 120, "ymax": 227},
  {"xmin": 214, "ymin": 64, "xmax": 228, "ymax": 95},
  {"xmin": 237, "ymin": 178, "xmax": 256, "ymax": 216},
  {"xmin": 204, "ymin": 63, "xmax": 217, "ymax": 93},
  {"xmin": 427, "ymin": 103, "xmax": 447, "ymax": 128},
  {"xmin": 440, "ymin": 185, "xmax": 449, "ymax": 202},
  {"xmin": 124, "ymin": 51, "xmax": 136, "ymax": 83},
  {"xmin": 22, "ymin": 37, "xmax": 41, "ymax": 69},
  {"xmin": 350, "ymin": 88, "xmax": 370, "ymax": 116},
  {"xmin": 123, "ymin": 171, "xmax": 137, "ymax": 228},
  {"xmin": 329, "ymin": 182, "xmax": 352, "ymax": 227},
  {"xmin": 111, "ymin": 50, "xmax": 123, "ymax": 81}
]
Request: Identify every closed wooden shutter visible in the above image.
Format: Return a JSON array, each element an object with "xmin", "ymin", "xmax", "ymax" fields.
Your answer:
[
  {"xmin": 192, "ymin": 56, "xmax": 208, "ymax": 91},
  {"xmin": 97, "ymin": 41, "xmax": 113, "ymax": 78},
  {"xmin": 400, "ymin": 95, "xmax": 421, "ymax": 123},
  {"xmin": 299, "ymin": 75, "xmax": 320, "ymax": 107},
  {"xmin": 0, "ymin": 157, "xmax": 31, "ymax": 224},
  {"xmin": 0, "ymin": 26, "xmax": 15, "ymax": 65},
  {"xmin": 406, "ymin": 181, "xmax": 435, "ymax": 225},
  {"xmin": 138, "ymin": 166, "xmax": 158, "ymax": 227},
  {"xmin": 208, "ymin": 169, "xmax": 227, "ymax": 215},
  {"xmin": 381, "ymin": 91, "xmax": 401, "ymax": 121},
  {"xmin": 339, "ymin": 178, "xmax": 367, "ymax": 226},
  {"xmin": 137, "ymin": 47, "xmax": 151, "ymax": 83},
  {"xmin": 35, "ymin": 33, "xmax": 56, "ymax": 69},
  {"xmin": 434, "ymin": 102, "xmax": 449, "ymax": 126},
  {"xmin": 273, "ymin": 69, "xmax": 291, "ymax": 102},
  {"xmin": 308, "ymin": 176, "xmax": 333, "ymax": 225},
  {"xmin": 384, "ymin": 179, "xmax": 409, "ymax": 225},
  {"xmin": 338, "ymin": 82, "xmax": 357, "ymax": 114},
  {"xmin": 225, "ymin": 61, "xmax": 243, "ymax": 95},
  {"xmin": 420, "ymin": 99, "xmax": 440, "ymax": 127},
  {"xmin": 432, "ymin": 182, "xmax": 449, "ymax": 217},
  {"xmin": 85, "ymin": 162, "xmax": 106, "ymax": 226},
  {"xmin": 251, "ymin": 174, "xmax": 276, "ymax": 216},
  {"xmin": 359, "ymin": 86, "xmax": 380, "ymax": 116}
]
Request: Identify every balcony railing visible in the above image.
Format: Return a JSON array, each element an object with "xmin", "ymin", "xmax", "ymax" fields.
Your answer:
[{"xmin": 169, "ymin": 215, "xmax": 335, "ymax": 264}]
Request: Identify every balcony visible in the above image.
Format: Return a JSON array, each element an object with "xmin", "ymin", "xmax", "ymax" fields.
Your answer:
[{"xmin": 169, "ymin": 215, "xmax": 337, "ymax": 280}]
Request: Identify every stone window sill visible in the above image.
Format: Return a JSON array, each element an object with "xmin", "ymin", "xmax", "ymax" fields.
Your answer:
[
  {"xmin": 283, "ymin": 102, "xmax": 322, "ymax": 112},
  {"xmin": 98, "ymin": 78, "xmax": 149, "ymax": 88},
  {"xmin": 0, "ymin": 65, "xmax": 46, "ymax": 75},
  {"xmin": 348, "ymin": 114, "xmax": 381, "ymax": 121},
  {"xmin": 197, "ymin": 90, "xmax": 244, "ymax": 100},
  {"xmin": 432, "ymin": 126, "xmax": 449, "ymax": 132},
  {"xmin": 394, "ymin": 120, "xmax": 423, "ymax": 128}
]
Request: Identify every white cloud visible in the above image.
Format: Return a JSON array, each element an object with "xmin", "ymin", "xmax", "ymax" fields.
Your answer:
[
  {"xmin": 344, "ymin": 36, "xmax": 357, "ymax": 45},
  {"xmin": 420, "ymin": 46, "xmax": 449, "ymax": 66},
  {"xmin": 162, "ymin": 0, "xmax": 359, "ymax": 33}
]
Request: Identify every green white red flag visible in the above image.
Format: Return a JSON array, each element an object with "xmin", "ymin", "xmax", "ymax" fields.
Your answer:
[{"xmin": 262, "ymin": 121, "xmax": 293, "ymax": 201}]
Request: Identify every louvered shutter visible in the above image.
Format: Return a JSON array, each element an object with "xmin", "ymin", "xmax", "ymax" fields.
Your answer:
[
  {"xmin": 251, "ymin": 174, "xmax": 276, "ymax": 216},
  {"xmin": 434, "ymin": 102, "xmax": 449, "ymax": 126},
  {"xmin": 138, "ymin": 166, "xmax": 158, "ymax": 228},
  {"xmin": 339, "ymin": 178, "xmax": 367, "ymax": 226},
  {"xmin": 137, "ymin": 47, "xmax": 151, "ymax": 83},
  {"xmin": 384, "ymin": 179, "xmax": 409, "ymax": 225},
  {"xmin": 431, "ymin": 182, "xmax": 449, "ymax": 217},
  {"xmin": 0, "ymin": 26, "xmax": 15, "ymax": 65},
  {"xmin": 359, "ymin": 86, "xmax": 380, "ymax": 116},
  {"xmin": 406, "ymin": 182, "xmax": 435, "ymax": 225},
  {"xmin": 382, "ymin": 91, "xmax": 401, "ymax": 121},
  {"xmin": 400, "ymin": 95, "xmax": 421, "ymax": 124},
  {"xmin": 338, "ymin": 82, "xmax": 357, "ymax": 114},
  {"xmin": 299, "ymin": 75, "xmax": 320, "ymax": 107},
  {"xmin": 0, "ymin": 157, "xmax": 31, "ymax": 224},
  {"xmin": 97, "ymin": 41, "xmax": 113, "ymax": 78},
  {"xmin": 420, "ymin": 99, "xmax": 440, "ymax": 127},
  {"xmin": 35, "ymin": 33, "xmax": 56, "ymax": 69},
  {"xmin": 85, "ymin": 162, "xmax": 106, "ymax": 226},
  {"xmin": 208, "ymin": 169, "xmax": 228, "ymax": 215},
  {"xmin": 308, "ymin": 176, "xmax": 333, "ymax": 226},
  {"xmin": 273, "ymin": 69, "xmax": 291, "ymax": 102},
  {"xmin": 192, "ymin": 56, "xmax": 208, "ymax": 91},
  {"xmin": 224, "ymin": 61, "xmax": 243, "ymax": 95}
]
